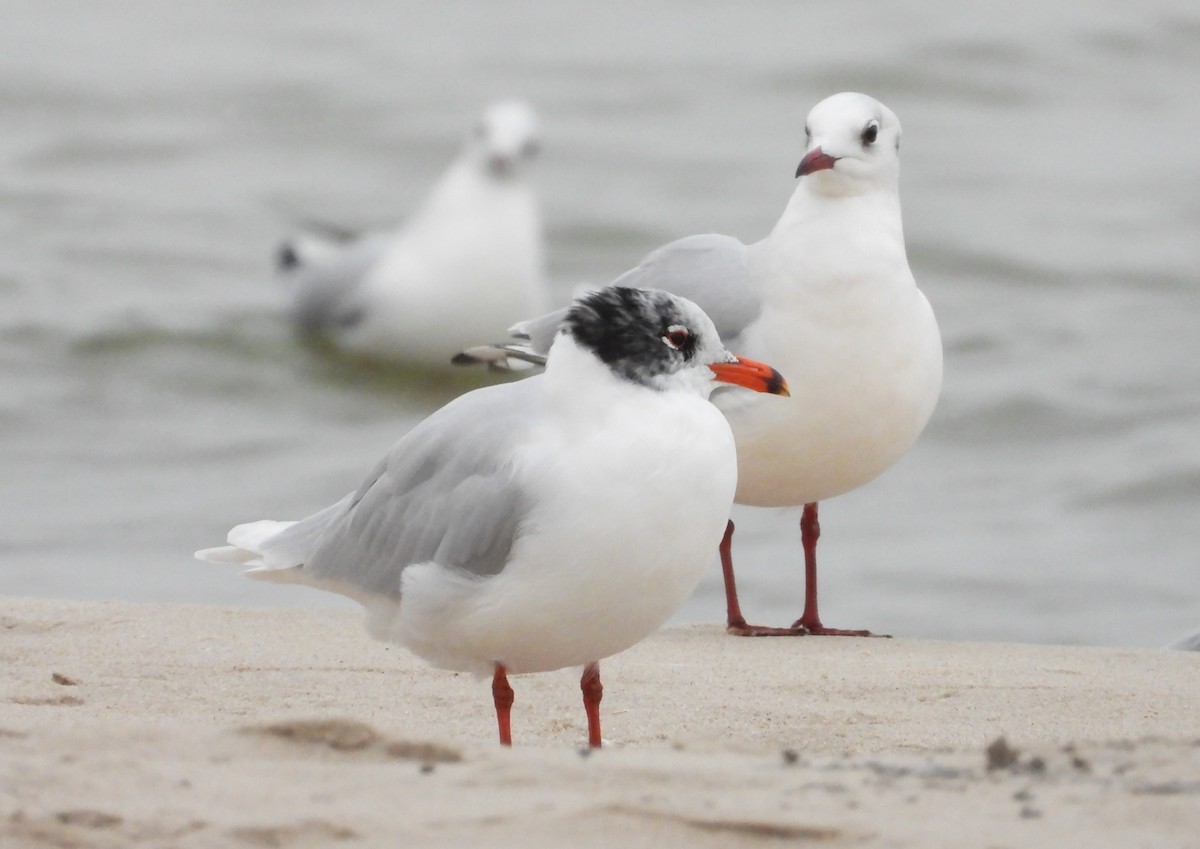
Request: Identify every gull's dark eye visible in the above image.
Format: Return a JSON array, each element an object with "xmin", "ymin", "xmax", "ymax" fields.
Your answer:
[
  {"xmin": 861, "ymin": 120, "xmax": 879, "ymax": 146},
  {"xmin": 663, "ymin": 325, "xmax": 691, "ymax": 351},
  {"xmin": 804, "ymin": 125, "xmax": 811, "ymax": 144}
]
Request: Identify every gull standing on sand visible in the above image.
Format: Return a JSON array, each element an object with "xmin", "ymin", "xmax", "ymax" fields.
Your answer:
[
  {"xmin": 197, "ymin": 286, "xmax": 789, "ymax": 747},
  {"xmin": 278, "ymin": 99, "xmax": 547, "ymax": 365},
  {"xmin": 457, "ymin": 92, "xmax": 943, "ymax": 636}
]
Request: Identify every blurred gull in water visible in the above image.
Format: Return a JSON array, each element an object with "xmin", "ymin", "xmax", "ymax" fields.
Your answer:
[
  {"xmin": 197, "ymin": 287, "xmax": 789, "ymax": 747},
  {"xmin": 278, "ymin": 99, "xmax": 547, "ymax": 365},
  {"xmin": 458, "ymin": 93, "xmax": 943, "ymax": 637}
]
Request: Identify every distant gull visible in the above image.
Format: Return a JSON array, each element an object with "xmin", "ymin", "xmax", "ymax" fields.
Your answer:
[
  {"xmin": 278, "ymin": 99, "xmax": 548, "ymax": 365},
  {"xmin": 457, "ymin": 93, "xmax": 943, "ymax": 636},
  {"xmin": 197, "ymin": 286, "xmax": 789, "ymax": 747}
]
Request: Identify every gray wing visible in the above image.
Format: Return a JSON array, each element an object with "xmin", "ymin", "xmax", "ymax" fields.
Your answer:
[
  {"xmin": 611, "ymin": 233, "xmax": 761, "ymax": 348},
  {"xmin": 280, "ymin": 230, "xmax": 392, "ymax": 335},
  {"xmin": 451, "ymin": 233, "xmax": 761, "ymax": 370},
  {"xmin": 273, "ymin": 377, "xmax": 542, "ymax": 600}
]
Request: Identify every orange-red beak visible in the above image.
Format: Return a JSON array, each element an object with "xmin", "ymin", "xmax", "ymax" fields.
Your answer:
[
  {"xmin": 795, "ymin": 146, "xmax": 839, "ymax": 178},
  {"xmin": 710, "ymin": 356, "xmax": 789, "ymax": 396}
]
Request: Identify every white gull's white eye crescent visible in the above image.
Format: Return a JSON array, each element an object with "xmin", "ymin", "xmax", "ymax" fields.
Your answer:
[{"xmin": 662, "ymin": 325, "xmax": 690, "ymax": 351}]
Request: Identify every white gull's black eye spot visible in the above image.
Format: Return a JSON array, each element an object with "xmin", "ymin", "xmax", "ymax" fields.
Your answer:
[
  {"xmin": 663, "ymin": 326, "xmax": 690, "ymax": 351},
  {"xmin": 861, "ymin": 120, "xmax": 879, "ymax": 146}
]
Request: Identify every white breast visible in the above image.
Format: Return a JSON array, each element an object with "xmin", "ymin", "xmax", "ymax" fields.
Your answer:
[
  {"xmin": 383, "ymin": 356, "xmax": 738, "ymax": 676},
  {"xmin": 718, "ymin": 195, "xmax": 943, "ymax": 507}
]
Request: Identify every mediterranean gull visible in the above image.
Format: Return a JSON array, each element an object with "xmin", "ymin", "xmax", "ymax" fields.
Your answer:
[
  {"xmin": 277, "ymin": 99, "xmax": 547, "ymax": 365},
  {"xmin": 457, "ymin": 92, "xmax": 943, "ymax": 637},
  {"xmin": 197, "ymin": 286, "xmax": 789, "ymax": 747}
]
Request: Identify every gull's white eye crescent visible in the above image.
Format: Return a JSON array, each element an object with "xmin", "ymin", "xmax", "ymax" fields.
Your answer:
[{"xmin": 663, "ymin": 325, "xmax": 690, "ymax": 351}]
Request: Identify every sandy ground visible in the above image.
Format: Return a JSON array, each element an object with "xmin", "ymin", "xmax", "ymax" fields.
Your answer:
[{"xmin": 2, "ymin": 596, "xmax": 1198, "ymax": 848}]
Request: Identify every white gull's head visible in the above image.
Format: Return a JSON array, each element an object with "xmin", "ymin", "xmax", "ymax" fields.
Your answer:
[
  {"xmin": 795, "ymin": 92, "xmax": 901, "ymax": 196},
  {"xmin": 465, "ymin": 99, "xmax": 540, "ymax": 179}
]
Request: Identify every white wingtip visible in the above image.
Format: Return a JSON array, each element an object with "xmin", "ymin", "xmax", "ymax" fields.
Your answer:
[
  {"xmin": 196, "ymin": 519, "xmax": 299, "ymax": 571},
  {"xmin": 196, "ymin": 540, "xmax": 309, "ymax": 585},
  {"xmin": 242, "ymin": 564, "xmax": 308, "ymax": 584},
  {"xmin": 194, "ymin": 545, "xmax": 256, "ymax": 564},
  {"xmin": 227, "ymin": 520, "xmax": 294, "ymax": 550}
]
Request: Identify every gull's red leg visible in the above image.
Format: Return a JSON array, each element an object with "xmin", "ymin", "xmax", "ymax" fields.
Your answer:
[
  {"xmin": 791, "ymin": 502, "xmax": 880, "ymax": 637},
  {"xmin": 580, "ymin": 662, "xmax": 603, "ymax": 748},
  {"xmin": 492, "ymin": 663, "xmax": 515, "ymax": 746},
  {"xmin": 722, "ymin": 520, "xmax": 748, "ymax": 629},
  {"xmin": 721, "ymin": 519, "xmax": 808, "ymax": 637}
]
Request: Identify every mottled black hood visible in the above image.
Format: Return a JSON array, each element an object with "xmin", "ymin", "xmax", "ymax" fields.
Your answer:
[{"xmin": 563, "ymin": 286, "xmax": 714, "ymax": 389}]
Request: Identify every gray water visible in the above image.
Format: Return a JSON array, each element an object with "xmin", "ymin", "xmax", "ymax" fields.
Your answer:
[{"xmin": 2, "ymin": 1, "xmax": 1198, "ymax": 648}]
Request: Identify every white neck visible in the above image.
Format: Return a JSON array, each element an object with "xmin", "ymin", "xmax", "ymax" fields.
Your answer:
[
  {"xmin": 777, "ymin": 174, "xmax": 902, "ymax": 234},
  {"xmin": 755, "ymin": 178, "xmax": 909, "ymax": 301},
  {"xmin": 543, "ymin": 334, "xmax": 630, "ymax": 404},
  {"xmin": 414, "ymin": 159, "xmax": 533, "ymax": 225}
]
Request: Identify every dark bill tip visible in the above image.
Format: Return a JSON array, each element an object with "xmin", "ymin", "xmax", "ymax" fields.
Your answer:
[{"xmin": 710, "ymin": 356, "xmax": 790, "ymax": 396}]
